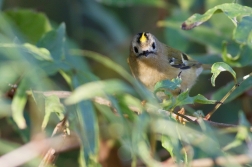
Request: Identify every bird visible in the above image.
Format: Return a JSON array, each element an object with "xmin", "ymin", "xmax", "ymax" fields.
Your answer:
[{"xmin": 128, "ymin": 32, "xmax": 211, "ymax": 98}]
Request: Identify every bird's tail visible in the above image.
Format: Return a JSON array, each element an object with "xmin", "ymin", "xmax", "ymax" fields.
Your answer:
[{"xmin": 202, "ymin": 64, "xmax": 212, "ymax": 70}]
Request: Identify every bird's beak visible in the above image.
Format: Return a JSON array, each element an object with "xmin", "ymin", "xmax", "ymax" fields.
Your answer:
[{"xmin": 137, "ymin": 51, "xmax": 154, "ymax": 58}]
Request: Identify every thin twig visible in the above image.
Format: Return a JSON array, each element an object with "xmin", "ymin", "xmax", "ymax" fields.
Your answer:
[
  {"xmin": 39, "ymin": 115, "xmax": 69, "ymax": 167},
  {"xmin": 205, "ymin": 72, "xmax": 252, "ymax": 120}
]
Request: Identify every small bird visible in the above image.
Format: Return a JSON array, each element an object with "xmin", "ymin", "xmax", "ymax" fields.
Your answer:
[{"xmin": 128, "ymin": 32, "xmax": 211, "ymax": 98}]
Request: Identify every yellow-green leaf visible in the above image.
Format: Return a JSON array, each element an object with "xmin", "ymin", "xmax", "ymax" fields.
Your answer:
[{"xmin": 211, "ymin": 62, "xmax": 236, "ymax": 87}]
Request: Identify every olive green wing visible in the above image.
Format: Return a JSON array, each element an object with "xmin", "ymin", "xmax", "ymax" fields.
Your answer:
[{"xmin": 165, "ymin": 46, "xmax": 196, "ymax": 69}]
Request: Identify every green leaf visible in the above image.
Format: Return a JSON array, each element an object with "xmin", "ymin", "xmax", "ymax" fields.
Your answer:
[
  {"xmin": 193, "ymin": 94, "xmax": 216, "ymax": 104},
  {"xmin": 222, "ymin": 139, "xmax": 242, "ymax": 151},
  {"xmin": 212, "ymin": 76, "xmax": 252, "ymax": 103},
  {"xmin": 37, "ymin": 23, "xmax": 66, "ymax": 61},
  {"xmin": 175, "ymin": 90, "xmax": 216, "ymax": 107},
  {"xmin": 154, "ymin": 118, "xmax": 222, "ymax": 156},
  {"xmin": 221, "ymin": 40, "xmax": 252, "ymax": 67},
  {"xmin": 161, "ymin": 136, "xmax": 174, "ymax": 158},
  {"xmin": 132, "ymin": 113, "xmax": 162, "ymax": 167},
  {"xmin": 76, "ymin": 101, "xmax": 99, "ymax": 166},
  {"xmin": 23, "ymin": 43, "xmax": 52, "ymax": 61},
  {"xmin": 11, "ymin": 78, "xmax": 28, "ymax": 129},
  {"xmin": 96, "ymin": 0, "xmax": 167, "ymax": 8},
  {"xmin": 0, "ymin": 61, "xmax": 21, "ymax": 92},
  {"xmin": 211, "ymin": 62, "xmax": 236, "ymax": 87},
  {"xmin": 162, "ymin": 90, "xmax": 216, "ymax": 110},
  {"xmin": 66, "ymin": 79, "xmax": 134, "ymax": 104},
  {"xmin": 234, "ymin": 15, "xmax": 252, "ymax": 48},
  {"xmin": 154, "ymin": 78, "xmax": 182, "ymax": 94},
  {"xmin": 223, "ymin": 111, "xmax": 250, "ymax": 151},
  {"xmin": 182, "ymin": 3, "xmax": 252, "ymax": 30},
  {"xmin": 42, "ymin": 95, "xmax": 65, "ymax": 129},
  {"xmin": 158, "ymin": 20, "xmax": 226, "ymax": 52},
  {"xmin": 4, "ymin": 9, "xmax": 52, "ymax": 43},
  {"xmin": 205, "ymin": 0, "xmax": 235, "ymax": 37},
  {"xmin": 117, "ymin": 94, "xmax": 142, "ymax": 119},
  {"xmin": 37, "ymin": 23, "xmax": 73, "ymax": 75},
  {"xmin": 0, "ymin": 98, "xmax": 11, "ymax": 118},
  {"xmin": 70, "ymin": 74, "xmax": 99, "ymax": 166}
]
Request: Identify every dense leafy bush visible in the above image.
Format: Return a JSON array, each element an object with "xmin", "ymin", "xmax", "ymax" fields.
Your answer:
[{"xmin": 1, "ymin": 1, "xmax": 252, "ymax": 167}]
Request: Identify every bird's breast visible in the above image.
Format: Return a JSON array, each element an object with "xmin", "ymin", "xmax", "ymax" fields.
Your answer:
[{"xmin": 129, "ymin": 56, "xmax": 201, "ymax": 93}]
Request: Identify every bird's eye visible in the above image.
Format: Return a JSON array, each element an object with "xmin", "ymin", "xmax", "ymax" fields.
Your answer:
[
  {"xmin": 152, "ymin": 42, "xmax": 156, "ymax": 49},
  {"xmin": 134, "ymin": 47, "xmax": 138, "ymax": 53}
]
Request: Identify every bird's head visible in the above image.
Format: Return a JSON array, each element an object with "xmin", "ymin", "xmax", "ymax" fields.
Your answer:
[{"xmin": 131, "ymin": 32, "xmax": 158, "ymax": 58}]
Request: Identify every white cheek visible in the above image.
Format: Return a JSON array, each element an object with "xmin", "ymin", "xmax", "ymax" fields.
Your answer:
[{"xmin": 196, "ymin": 67, "xmax": 203, "ymax": 76}]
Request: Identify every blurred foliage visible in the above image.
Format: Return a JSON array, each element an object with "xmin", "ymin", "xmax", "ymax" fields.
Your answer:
[{"xmin": 0, "ymin": 0, "xmax": 252, "ymax": 167}]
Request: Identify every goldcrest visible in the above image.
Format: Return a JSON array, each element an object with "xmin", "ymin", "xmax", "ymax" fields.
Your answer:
[{"xmin": 128, "ymin": 32, "xmax": 211, "ymax": 97}]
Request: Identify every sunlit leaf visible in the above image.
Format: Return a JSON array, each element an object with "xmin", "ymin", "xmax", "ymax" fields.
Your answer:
[
  {"xmin": 11, "ymin": 78, "xmax": 28, "ymax": 129},
  {"xmin": 4, "ymin": 9, "xmax": 52, "ymax": 43},
  {"xmin": 66, "ymin": 79, "xmax": 134, "ymax": 104},
  {"xmin": 23, "ymin": 43, "xmax": 52, "ymax": 61},
  {"xmin": 182, "ymin": 3, "xmax": 252, "ymax": 30},
  {"xmin": 161, "ymin": 136, "xmax": 174, "ymax": 157},
  {"xmin": 42, "ymin": 95, "xmax": 65, "ymax": 129},
  {"xmin": 223, "ymin": 111, "xmax": 250, "ymax": 151},
  {"xmin": 117, "ymin": 94, "xmax": 142, "ymax": 119},
  {"xmin": 175, "ymin": 90, "xmax": 216, "ymax": 107},
  {"xmin": 222, "ymin": 139, "xmax": 242, "ymax": 151},
  {"xmin": 154, "ymin": 118, "xmax": 222, "ymax": 156},
  {"xmin": 211, "ymin": 62, "xmax": 236, "ymax": 87},
  {"xmin": 206, "ymin": 0, "xmax": 235, "ymax": 37},
  {"xmin": 193, "ymin": 94, "xmax": 216, "ymax": 104}
]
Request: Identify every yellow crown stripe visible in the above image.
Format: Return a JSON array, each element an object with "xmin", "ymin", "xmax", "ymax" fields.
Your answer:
[{"xmin": 140, "ymin": 32, "xmax": 147, "ymax": 43}]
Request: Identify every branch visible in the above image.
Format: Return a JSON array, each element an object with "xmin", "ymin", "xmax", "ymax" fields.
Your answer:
[
  {"xmin": 39, "ymin": 116, "xmax": 69, "ymax": 167},
  {"xmin": 31, "ymin": 90, "xmax": 238, "ymax": 128},
  {"xmin": 0, "ymin": 133, "xmax": 79, "ymax": 167},
  {"xmin": 205, "ymin": 72, "xmax": 252, "ymax": 120},
  {"xmin": 162, "ymin": 154, "xmax": 251, "ymax": 167}
]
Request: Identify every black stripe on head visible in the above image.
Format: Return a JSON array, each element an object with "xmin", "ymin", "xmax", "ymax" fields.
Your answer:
[
  {"xmin": 182, "ymin": 53, "xmax": 189, "ymax": 60},
  {"xmin": 137, "ymin": 33, "xmax": 143, "ymax": 44},
  {"xmin": 144, "ymin": 32, "xmax": 148, "ymax": 40},
  {"xmin": 136, "ymin": 32, "xmax": 149, "ymax": 44}
]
